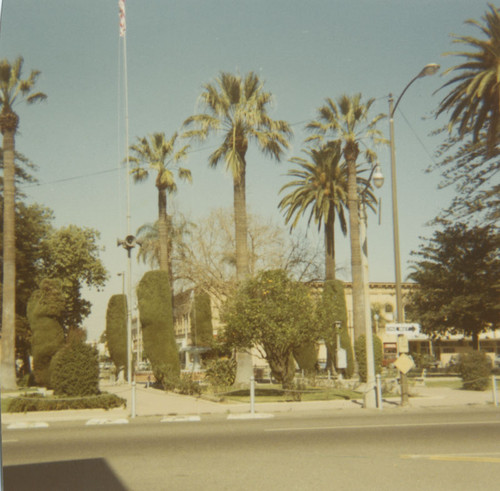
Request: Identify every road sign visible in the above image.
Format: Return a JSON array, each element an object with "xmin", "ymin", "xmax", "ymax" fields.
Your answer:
[
  {"xmin": 336, "ymin": 348, "xmax": 347, "ymax": 369},
  {"xmin": 385, "ymin": 323, "xmax": 421, "ymax": 338},
  {"xmin": 397, "ymin": 334, "xmax": 409, "ymax": 354},
  {"xmin": 394, "ymin": 354, "xmax": 415, "ymax": 374}
]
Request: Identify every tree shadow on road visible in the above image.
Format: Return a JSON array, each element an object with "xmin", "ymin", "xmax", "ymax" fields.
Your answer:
[{"xmin": 4, "ymin": 457, "xmax": 128, "ymax": 491}]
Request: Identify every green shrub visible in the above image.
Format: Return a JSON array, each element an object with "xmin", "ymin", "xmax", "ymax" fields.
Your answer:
[
  {"xmin": 27, "ymin": 279, "xmax": 65, "ymax": 387},
  {"xmin": 105, "ymin": 294, "xmax": 127, "ymax": 376},
  {"xmin": 50, "ymin": 334, "xmax": 100, "ymax": 397},
  {"xmin": 457, "ymin": 351, "xmax": 492, "ymax": 391},
  {"xmin": 190, "ymin": 289, "xmax": 214, "ymax": 347},
  {"xmin": 205, "ymin": 358, "xmax": 236, "ymax": 388},
  {"xmin": 137, "ymin": 271, "xmax": 180, "ymax": 387},
  {"xmin": 176, "ymin": 374, "xmax": 202, "ymax": 396},
  {"xmin": 7, "ymin": 393, "xmax": 126, "ymax": 412},
  {"xmin": 354, "ymin": 334, "xmax": 383, "ymax": 383}
]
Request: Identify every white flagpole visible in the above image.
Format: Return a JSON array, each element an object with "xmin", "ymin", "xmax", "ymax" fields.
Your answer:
[{"xmin": 119, "ymin": 0, "xmax": 133, "ymax": 386}]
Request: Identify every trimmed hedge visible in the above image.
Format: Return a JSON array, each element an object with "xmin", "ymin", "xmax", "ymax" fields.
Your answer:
[
  {"xmin": 106, "ymin": 294, "xmax": 128, "ymax": 375},
  {"xmin": 354, "ymin": 334, "xmax": 383, "ymax": 383},
  {"xmin": 137, "ymin": 271, "xmax": 180, "ymax": 387},
  {"xmin": 7, "ymin": 393, "xmax": 126, "ymax": 412},
  {"xmin": 27, "ymin": 279, "xmax": 65, "ymax": 387},
  {"xmin": 50, "ymin": 334, "xmax": 100, "ymax": 397},
  {"xmin": 190, "ymin": 289, "xmax": 214, "ymax": 347},
  {"xmin": 458, "ymin": 351, "xmax": 492, "ymax": 391}
]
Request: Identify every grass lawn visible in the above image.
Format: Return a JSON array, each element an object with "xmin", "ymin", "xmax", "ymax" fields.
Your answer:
[
  {"xmin": 423, "ymin": 379, "xmax": 463, "ymax": 389},
  {"xmin": 219, "ymin": 385, "xmax": 363, "ymax": 403}
]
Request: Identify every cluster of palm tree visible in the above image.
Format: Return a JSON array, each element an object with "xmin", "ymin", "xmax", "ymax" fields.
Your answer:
[
  {"xmin": 2, "ymin": 4, "xmax": 498, "ymax": 390},
  {"xmin": 132, "ymin": 74, "xmax": 386, "ymax": 382}
]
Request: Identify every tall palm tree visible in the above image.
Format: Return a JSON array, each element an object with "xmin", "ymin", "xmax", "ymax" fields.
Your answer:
[
  {"xmin": 279, "ymin": 141, "xmax": 348, "ymax": 281},
  {"xmin": 182, "ymin": 71, "xmax": 292, "ymax": 282},
  {"xmin": 306, "ymin": 94, "xmax": 385, "ymax": 340},
  {"xmin": 183, "ymin": 72, "xmax": 292, "ymax": 385},
  {"xmin": 129, "ymin": 132, "xmax": 191, "ymax": 274},
  {"xmin": 0, "ymin": 57, "xmax": 46, "ymax": 389},
  {"xmin": 279, "ymin": 140, "xmax": 376, "ymax": 281},
  {"xmin": 436, "ymin": 4, "xmax": 500, "ymax": 153}
]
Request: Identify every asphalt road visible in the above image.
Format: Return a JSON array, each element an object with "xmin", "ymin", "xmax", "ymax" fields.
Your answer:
[{"xmin": 3, "ymin": 408, "xmax": 500, "ymax": 491}]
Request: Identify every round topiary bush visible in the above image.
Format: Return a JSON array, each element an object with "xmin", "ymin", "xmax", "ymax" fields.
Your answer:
[
  {"xmin": 354, "ymin": 334, "xmax": 383, "ymax": 383},
  {"xmin": 50, "ymin": 334, "xmax": 100, "ymax": 397},
  {"xmin": 457, "ymin": 351, "xmax": 492, "ymax": 391}
]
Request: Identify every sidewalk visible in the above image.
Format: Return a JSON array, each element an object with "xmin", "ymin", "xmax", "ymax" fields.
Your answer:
[{"xmin": 2, "ymin": 381, "xmax": 498, "ymax": 425}]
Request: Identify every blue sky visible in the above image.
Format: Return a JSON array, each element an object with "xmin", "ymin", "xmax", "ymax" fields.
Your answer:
[{"xmin": 0, "ymin": 0, "xmax": 486, "ymax": 340}]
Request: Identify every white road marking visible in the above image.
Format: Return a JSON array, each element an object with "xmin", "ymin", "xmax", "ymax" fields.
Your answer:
[
  {"xmin": 265, "ymin": 420, "xmax": 500, "ymax": 432},
  {"xmin": 161, "ymin": 415, "xmax": 201, "ymax": 423},
  {"xmin": 85, "ymin": 418, "xmax": 129, "ymax": 425},
  {"xmin": 6, "ymin": 422, "xmax": 49, "ymax": 430}
]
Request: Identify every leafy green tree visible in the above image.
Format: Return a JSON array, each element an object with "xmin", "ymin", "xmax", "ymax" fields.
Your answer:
[
  {"xmin": 279, "ymin": 141, "xmax": 347, "ymax": 281},
  {"xmin": 306, "ymin": 94, "xmax": 385, "ymax": 340},
  {"xmin": 0, "ymin": 56, "xmax": 46, "ymax": 389},
  {"xmin": 436, "ymin": 4, "xmax": 500, "ymax": 153},
  {"xmin": 190, "ymin": 289, "xmax": 213, "ymax": 347},
  {"xmin": 137, "ymin": 271, "xmax": 180, "ymax": 387},
  {"xmin": 105, "ymin": 294, "xmax": 127, "ymax": 376},
  {"xmin": 129, "ymin": 132, "xmax": 191, "ymax": 273},
  {"xmin": 316, "ymin": 280, "xmax": 354, "ymax": 378},
  {"xmin": 221, "ymin": 269, "xmax": 316, "ymax": 389},
  {"xmin": 407, "ymin": 223, "xmax": 499, "ymax": 349},
  {"xmin": 26, "ymin": 278, "xmax": 65, "ymax": 387},
  {"xmin": 0, "ymin": 202, "xmax": 53, "ymax": 374},
  {"xmin": 40, "ymin": 224, "xmax": 108, "ymax": 329}
]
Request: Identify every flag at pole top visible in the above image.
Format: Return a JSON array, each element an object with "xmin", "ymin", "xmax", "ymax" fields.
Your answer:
[{"xmin": 118, "ymin": 0, "xmax": 126, "ymax": 37}]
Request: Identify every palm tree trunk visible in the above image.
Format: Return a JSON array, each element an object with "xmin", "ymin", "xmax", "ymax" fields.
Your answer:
[
  {"xmin": 1, "ymin": 126, "xmax": 18, "ymax": 389},
  {"xmin": 233, "ymin": 168, "xmax": 249, "ymax": 281},
  {"xmin": 324, "ymin": 208, "xmax": 336, "ymax": 281},
  {"xmin": 345, "ymin": 142, "xmax": 366, "ymax": 341},
  {"xmin": 233, "ymin": 165, "xmax": 253, "ymax": 385},
  {"xmin": 157, "ymin": 187, "xmax": 169, "ymax": 273}
]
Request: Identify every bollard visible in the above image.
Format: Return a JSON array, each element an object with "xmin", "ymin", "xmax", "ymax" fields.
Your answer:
[
  {"xmin": 250, "ymin": 375, "xmax": 255, "ymax": 415},
  {"xmin": 131, "ymin": 381, "xmax": 136, "ymax": 418},
  {"xmin": 492, "ymin": 375, "xmax": 498, "ymax": 407},
  {"xmin": 376, "ymin": 374, "xmax": 383, "ymax": 410}
]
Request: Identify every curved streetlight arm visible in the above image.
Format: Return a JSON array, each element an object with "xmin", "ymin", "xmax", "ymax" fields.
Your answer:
[
  {"xmin": 390, "ymin": 63, "xmax": 440, "ymax": 117},
  {"xmin": 391, "ymin": 74, "xmax": 421, "ymax": 117}
]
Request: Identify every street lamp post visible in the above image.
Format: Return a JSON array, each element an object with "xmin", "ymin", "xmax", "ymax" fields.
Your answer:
[
  {"xmin": 360, "ymin": 163, "xmax": 384, "ymax": 409},
  {"xmin": 389, "ymin": 63, "xmax": 439, "ymax": 405}
]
